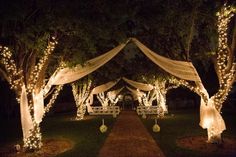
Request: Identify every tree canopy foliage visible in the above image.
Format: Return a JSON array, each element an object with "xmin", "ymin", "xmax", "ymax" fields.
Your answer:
[{"xmin": 0, "ymin": 0, "xmax": 235, "ymax": 83}]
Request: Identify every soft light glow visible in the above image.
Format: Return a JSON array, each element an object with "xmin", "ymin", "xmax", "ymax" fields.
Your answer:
[
  {"xmin": 97, "ymin": 92, "xmax": 109, "ymax": 111},
  {"xmin": 214, "ymin": 4, "xmax": 236, "ymax": 111},
  {"xmin": 72, "ymin": 79, "xmax": 92, "ymax": 120},
  {"xmin": 44, "ymin": 85, "xmax": 63, "ymax": 113},
  {"xmin": 99, "ymin": 119, "xmax": 108, "ymax": 133},
  {"xmin": 23, "ymin": 122, "xmax": 42, "ymax": 150},
  {"xmin": 0, "ymin": 37, "xmax": 59, "ymax": 150}
]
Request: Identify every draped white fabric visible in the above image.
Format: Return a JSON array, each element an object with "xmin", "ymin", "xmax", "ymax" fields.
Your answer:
[
  {"xmin": 107, "ymin": 87, "xmax": 124, "ymax": 100},
  {"xmin": 18, "ymin": 37, "xmax": 213, "ymax": 146},
  {"xmin": 88, "ymin": 79, "xmax": 120, "ymax": 106},
  {"xmin": 123, "ymin": 78, "xmax": 157, "ymax": 106},
  {"xmin": 91, "ymin": 79, "xmax": 120, "ymax": 95},
  {"xmin": 33, "ymin": 90, "xmax": 44, "ymax": 124},
  {"xmin": 199, "ymin": 97, "xmax": 226, "ymax": 135},
  {"xmin": 156, "ymin": 89, "xmax": 168, "ymax": 112},
  {"xmin": 20, "ymin": 85, "xmax": 33, "ymax": 139},
  {"xmin": 44, "ymin": 42, "xmax": 127, "ymax": 93},
  {"xmin": 126, "ymin": 86, "xmax": 145, "ymax": 100},
  {"xmin": 198, "ymin": 82, "xmax": 226, "ymax": 134},
  {"xmin": 86, "ymin": 103, "xmax": 94, "ymax": 113},
  {"xmin": 97, "ymin": 92, "xmax": 109, "ymax": 109},
  {"xmin": 123, "ymin": 77, "xmax": 154, "ymax": 91},
  {"xmin": 132, "ymin": 38, "xmax": 201, "ymax": 82}
]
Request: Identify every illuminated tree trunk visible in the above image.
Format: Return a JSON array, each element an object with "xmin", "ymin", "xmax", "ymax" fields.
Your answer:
[
  {"xmin": 207, "ymin": 124, "xmax": 222, "ymax": 144},
  {"xmin": 107, "ymin": 89, "xmax": 123, "ymax": 106},
  {"xmin": 154, "ymin": 79, "xmax": 179, "ymax": 114},
  {"xmin": 176, "ymin": 6, "xmax": 236, "ymax": 144},
  {"xmin": 72, "ymin": 79, "xmax": 91, "ymax": 120},
  {"xmin": 97, "ymin": 92, "xmax": 109, "ymax": 110},
  {"xmin": 0, "ymin": 37, "xmax": 61, "ymax": 150},
  {"xmin": 24, "ymin": 122, "xmax": 42, "ymax": 150},
  {"xmin": 205, "ymin": 5, "xmax": 236, "ymax": 144}
]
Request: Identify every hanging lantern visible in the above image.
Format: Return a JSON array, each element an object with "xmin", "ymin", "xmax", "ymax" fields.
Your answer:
[
  {"xmin": 99, "ymin": 119, "xmax": 108, "ymax": 133},
  {"xmin": 152, "ymin": 119, "xmax": 160, "ymax": 133}
]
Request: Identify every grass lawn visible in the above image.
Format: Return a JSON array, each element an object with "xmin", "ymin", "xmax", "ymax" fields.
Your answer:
[
  {"xmin": 1, "ymin": 108, "xmax": 236, "ymax": 157},
  {"xmin": 142, "ymin": 109, "xmax": 236, "ymax": 157},
  {"xmin": 0, "ymin": 112, "xmax": 116, "ymax": 157}
]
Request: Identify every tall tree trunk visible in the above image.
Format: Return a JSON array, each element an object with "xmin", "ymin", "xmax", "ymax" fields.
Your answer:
[
  {"xmin": 76, "ymin": 102, "xmax": 86, "ymax": 120},
  {"xmin": 24, "ymin": 121, "xmax": 42, "ymax": 151}
]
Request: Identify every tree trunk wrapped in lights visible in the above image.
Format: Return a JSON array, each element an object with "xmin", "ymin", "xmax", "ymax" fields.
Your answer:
[
  {"xmin": 167, "ymin": 4, "xmax": 236, "ymax": 142},
  {"xmin": 205, "ymin": 5, "xmax": 236, "ymax": 143},
  {"xmin": 140, "ymin": 90, "xmax": 157, "ymax": 107},
  {"xmin": 154, "ymin": 78, "xmax": 180, "ymax": 114},
  {"xmin": 0, "ymin": 37, "xmax": 64, "ymax": 151},
  {"xmin": 97, "ymin": 92, "xmax": 110, "ymax": 110},
  {"xmin": 72, "ymin": 78, "xmax": 92, "ymax": 120},
  {"xmin": 107, "ymin": 87, "xmax": 124, "ymax": 106}
]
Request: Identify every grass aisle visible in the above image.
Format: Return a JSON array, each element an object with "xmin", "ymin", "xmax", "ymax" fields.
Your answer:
[
  {"xmin": 142, "ymin": 109, "xmax": 236, "ymax": 157},
  {"xmin": 0, "ymin": 113, "xmax": 116, "ymax": 157}
]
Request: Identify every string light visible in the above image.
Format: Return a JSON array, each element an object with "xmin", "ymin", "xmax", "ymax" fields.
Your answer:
[
  {"xmin": 0, "ymin": 37, "xmax": 60, "ymax": 150},
  {"xmin": 97, "ymin": 92, "xmax": 109, "ymax": 111},
  {"xmin": 213, "ymin": 4, "xmax": 236, "ymax": 111},
  {"xmin": 0, "ymin": 46, "xmax": 23, "ymax": 92},
  {"xmin": 27, "ymin": 38, "xmax": 58, "ymax": 94},
  {"xmin": 72, "ymin": 79, "xmax": 92, "ymax": 120},
  {"xmin": 44, "ymin": 85, "xmax": 64, "ymax": 113},
  {"xmin": 24, "ymin": 122, "xmax": 42, "ymax": 151}
]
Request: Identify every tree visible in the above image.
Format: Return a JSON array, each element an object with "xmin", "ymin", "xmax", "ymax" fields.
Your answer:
[
  {"xmin": 173, "ymin": 4, "xmax": 236, "ymax": 143},
  {"xmin": 204, "ymin": 4, "xmax": 236, "ymax": 143},
  {"xmin": 0, "ymin": 37, "xmax": 64, "ymax": 150},
  {"xmin": 71, "ymin": 77, "xmax": 92, "ymax": 120}
]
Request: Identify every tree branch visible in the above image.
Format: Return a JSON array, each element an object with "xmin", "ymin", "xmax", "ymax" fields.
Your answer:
[
  {"xmin": 226, "ymin": 19, "xmax": 236, "ymax": 73},
  {"xmin": 44, "ymin": 85, "xmax": 56, "ymax": 99},
  {"xmin": 186, "ymin": 8, "xmax": 197, "ymax": 61},
  {"xmin": 172, "ymin": 29, "xmax": 187, "ymax": 59}
]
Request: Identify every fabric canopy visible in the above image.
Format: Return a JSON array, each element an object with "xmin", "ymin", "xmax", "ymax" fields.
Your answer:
[
  {"xmin": 44, "ymin": 41, "xmax": 128, "ymax": 94},
  {"xmin": 20, "ymin": 85, "xmax": 33, "ymax": 140},
  {"xmin": 107, "ymin": 87, "xmax": 124, "ymax": 100},
  {"xmin": 126, "ymin": 86, "xmax": 145, "ymax": 100},
  {"xmin": 132, "ymin": 38, "xmax": 201, "ymax": 82},
  {"xmin": 88, "ymin": 79, "xmax": 120, "ymax": 106},
  {"xmin": 123, "ymin": 77, "xmax": 154, "ymax": 91},
  {"xmin": 198, "ymin": 83, "xmax": 226, "ymax": 135},
  {"xmin": 91, "ymin": 79, "xmax": 120, "ymax": 95},
  {"xmin": 33, "ymin": 90, "xmax": 44, "ymax": 124}
]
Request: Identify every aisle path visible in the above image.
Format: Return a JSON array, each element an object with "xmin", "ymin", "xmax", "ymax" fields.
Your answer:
[{"xmin": 98, "ymin": 110, "xmax": 165, "ymax": 157}]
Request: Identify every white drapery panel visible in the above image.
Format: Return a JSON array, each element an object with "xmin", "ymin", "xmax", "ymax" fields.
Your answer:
[
  {"xmin": 107, "ymin": 87, "xmax": 124, "ymax": 100},
  {"xmin": 156, "ymin": 90, "xmax": 168, "ymax": 112},
  {"xmin": 20, "ymin": 85, "xmax": 33, "ymax": 140},
  {"xmin": 88, "ymin": 79, "xmax": 120, "ymax": 106},
  {"xmin": 199, "ymin": 97, "xmax": 226, "ymax": 135},
  {"xmin": 198, "ymin": 82, "xmax": 226, "ymax": 135},
  {"xmin": 33, "ymin": 89, "xmax": 44, "ymax": 124},
  {"xmin": 126, "ymin": 86, "xmax": 145, "ymax": 100},
  {"xmin": 122, "ymin": 77, "xmax": 154, "ymax": 91},
  {"xmin": 132, "ymin": 38, "xmax": 201, "ymax": 82},
  {"xmin": 91, "ymin": 79, "xmax": 120, "ymax": 95},
  {"xmin": 44, "ymin": 42, "xmax": 128, "ymax": 94}
]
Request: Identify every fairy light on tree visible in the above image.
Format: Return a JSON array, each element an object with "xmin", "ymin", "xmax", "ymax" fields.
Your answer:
[
  {"xmin": 200, "ymin": 4, "xmax": 236, "ymax": 143},
  {"xmin": 107, "ymin": 88, "xmax": 123, "ymax": 106},
  {"xmin": 72, "ymin": 78, "xmax": 92, "ymax": 120},
  {"xmin": 153, "ymin": 77, "xmax": 181, "ymax": 114},
  {"xmin": 213, "ymin": 4, "xmax": 236, "ymax": 112},
  {"xmin": 97, "ymin": 92, "xmax": 110, "ymax": 111},
  {"xmin": 0, "ymin": 36, "xmax": 64, "ymax": 150},
  {"xmin": 162, "ymin": 4, "xmax": 235, "ymax": 143},
  {"xmin": 44, "ymin": 85, "xmax": 64, "ymax": 113}
]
